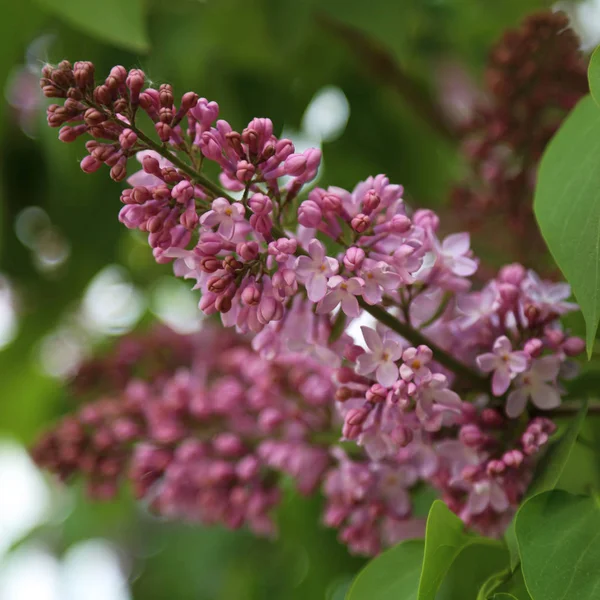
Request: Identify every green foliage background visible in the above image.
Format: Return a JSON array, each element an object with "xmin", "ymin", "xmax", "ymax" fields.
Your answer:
[{"xmin": 3, "ymin": 0, "xmax": 584, "ymax": 598}]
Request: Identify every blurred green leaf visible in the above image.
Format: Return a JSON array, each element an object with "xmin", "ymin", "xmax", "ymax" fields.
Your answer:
[
  {"xmin": 505, "ymin": 399, "xmax": 587, "ymax": 570},
  {"xmin": 588, "ymin": 46, "xmax": 600, "ymax": 109},
  {"xmin": 418, "ymin": 500, "xmax": 505, "ymax": 600},
  {"xmin": 34, "ymin": 0, "xmax": 149, "ymax": 52},
  {"xmin": 516, "ymin": 490, "xmax": 600, "ymax": 600},
  {"xmin": 346, "ymin": 539, "xmax": 424, "ymax": 600},
  {"xmin": 534, "ymin": 95, "xmax": 600, "ymax": 356}
]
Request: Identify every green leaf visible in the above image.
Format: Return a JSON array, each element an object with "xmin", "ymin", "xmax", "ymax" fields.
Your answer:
[
  {"xmin": 346, "ymin": 539, "xmax": 424, "ymax": 600},
  {"xmin": 505, "ymin": 399, "xmax": 587, "ymax": 569},
  {"xmin": 588, "ymin": 46, "xmax": 600, "ymax": 109},
  {"xmin": 437, "ymin": 543, "xmax": 508, "ymax": 600},
  {"xmin": 493, "ymin": 567, "xmax": 532, "ymax": 600},
  {"xmin": 417, "ymin": 500, "xmax": 504, "ymax": 600},
  {"xmin": 516, "ymin": 490, "xmax": 600, "ymax": 600},
  {"xmin": 534, "ymin": 95, "xmax": 600, "ymax": 357},
  {"xmin": 33, "ymin": 0, "xmax": 149, "ymax": 52},
  {"xmin": 492, "ymin": 595, "xmax": 518, "ymax": 600}
]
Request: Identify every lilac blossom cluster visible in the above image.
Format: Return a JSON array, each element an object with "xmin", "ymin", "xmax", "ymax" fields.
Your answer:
[
  {"xmin": 36, "ymin": 60, "xmax": 586, "ymax": 555},
  {"xmin": 33, "ymin": 327, "xmax": 338, "ymax": 536}
]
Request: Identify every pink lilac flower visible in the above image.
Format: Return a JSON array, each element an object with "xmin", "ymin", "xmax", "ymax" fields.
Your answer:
[
  {"xmin": 399, "ymin": 345, "xmax": 433, "ymax": 383},
  {"xmin": 434, "ymin": 232, "xmax": 478, "ymax": 277},
  {"xmin": 360, "ymin": 260, "xmax": 402, "ymax": 304},
  {"xmin": 200, "ymin": 197, "xmax": 245, "ymax": 239},
  {"xmin": 294, "ymin": 239, "xmax": 339, "ymax": 302},
  {"xmin": 476, "ymin": 336, "xmax": 529, "ymax": 396},
  {"xmin": 355, "ymin": 326, "xmax": 402, "ymax": 387},
  {"xmin": 506, "ymin": 356, "xmax": 561, "ymax": 417},
  {"xmin": 317, "ymin": 276, "xmax": 364, "ymax": 318}
]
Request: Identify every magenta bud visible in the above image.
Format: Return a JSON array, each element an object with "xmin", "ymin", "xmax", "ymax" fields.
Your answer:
[
  {"xmin": 59, "ymin": 124, "xmax": 87, "ymax": 143},
  {"xmin": 200, "ymin": 256, "xmax": 222, "ymax": 273},
  {"xmin": 106, "ymin": 65, "xmax": 127, "ymax": 88},
  {"xmin": 343, "ymin": 247, "xmax": 365, "ymax": 271},
  {"xmin": 344, "ymin": 344, "xmax": 365, "ymax": 362},
  {"xmin": 110, "ymin": 156, "xmax": 128, "ymax": 182},
  {"xmin": 544, "ymin": 328, "xmax": 565, "ymax": 348},
  {"xmin": 388, "ymin": 214, "xmax": 412, "ymax": 234},
  {"xmin": 460, "ymin": 464, "xmax": 479, "ymax": 482},
  {"xmin": 366, "ymin": 384, "xmax": 388, "ymax": 402},
  {"xmin": 274, "ymin": 138, "xmax": 294, "ymax": 161},
  {"xmin": 362, "ymin": 190, "xmax": 380, "ymax": 214},
  {"xmin": 143, "ymin": 155, "xmax": 161, "ymax": 175},
  {"xmin": 213, "ymin": 433, "xmax": 245, "ymax": 457},
  {"xmin": 172, "ymin": 180, "xmax": 194, "ymax": 203},
  {"xmin": 237, "ymin": 241, "xmax": 259, "ymax": 261},
  {"xmin": 80, "ymin": 155, "xmax": 102, "ymax": 173},
  {"xmin": 498, "ymin": 263, "xmax": 526, "ymax": 285},
  {"xmin": 524, "ymin": 338, "xmax": 543, "ymax": 358},
  {"xmin": 481, "ymin": 408, "xmax": 504, "ymax": 427},
  {"xmin": 180, "ymin": 91, "xmax": 199, "ymax": 113},
  {"xmin": 242, "ymin": 285, "xmax": 261, "ymax": 306},
  {"xmin": 298, "ymin": 200, "xmax": 322, "ymax": 227},
  {"xmin": 208, "ymin": 273, "xmax": 233, "ymax": 294},
  {"xmin": 249, "ymin": 193, "xmax": 273, "ymax": 215},
  {"xmin": 236, "ymin": 160, "xmax": 255, "ymax": 182},
  {"xmin": 322, "ymin": 193, "xmax": 342, "ymax": 213},
  {"xmin": 502, "ymin": 449, "xmax": 524, "ymax": 468},
  {"xmin": 119, "ymin": 128, "xmax": 138, "ymax": 150},
  {"xmin": 563, "ymin": 336, "xmax": 585, "ymax": 356},
  {"xmin": 126, "ymin": 68, "xmax": 145, "ymax": 95},
  {"xmin": 498, "ymin": 283, "xmax": 519, "ymax": 305},
  {"xmin": 284, "ymin": 153, "xmax": 307, "ymax": 176},
  {"xmin": 459, "ymin": 424, "xmax": 484, "ymax": 447},
  {"xmin": 412, "ymin": 209, "xmax": 439, "ymax": 232},
  {"xmin": 351, "ymin": 213, "xmax": 370, "ymax": 233},
  {"xmin": 486, "ymin": 459, "xmax": 506, "ymax": 476},
  {"xmin": 155, "ymin": 122, "xmax": 172, "ymax": 142}
]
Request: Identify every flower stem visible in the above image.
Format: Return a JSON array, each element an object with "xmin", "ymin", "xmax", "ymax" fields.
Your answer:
[{"xmin": 358, "ymin": 298, "xmax": 489, "ymax": 391}]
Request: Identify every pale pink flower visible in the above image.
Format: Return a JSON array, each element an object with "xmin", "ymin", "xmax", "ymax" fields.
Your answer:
[
  {"xmin": 415, "ymin": 374, "xmax": 463, "ymax": 431},
  {"xmin": 355, "ymin": 326, "xmax": 402, "ymax": 387},
  {"xmin": 399, "ymin": 345, "xmax": 433, "ymax": 383},
  {"xmin": 317, "ymin": 276, "xmax": 364, "ymax": 318},
  {"xmin": 463, "ymin": 477, "xmax": 509, "ymax": 517},
  {"xmin": 360, "ymin": 260, "xmax": 401, "ymax": 304},
  {"xmin": 294, "ymin": 239, "xmax": 339, "ymax": 302},
  {"xmin": 522, "ymin": 270, "xmax": 578, "ymax": 316},
  {"xmin": 435, "ymin": 232, "xmax": 478, "ymax": 277},
  {"xmin": 506, "ymin": 356, "xmax": 561, "ymax": 418},
  {"xmin": 476, "ymin": 336, "xmax": 529, "ymax": 396},
  {"xmin": 200, "ymin": 197, "xmax": 245, "ymax": 239}
]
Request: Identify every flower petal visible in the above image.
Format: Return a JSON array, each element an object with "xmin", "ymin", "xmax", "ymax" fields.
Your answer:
[
  {"xmin": 531, "ymin": 383, "xmax": 561, "ymax": 410},
  {"xmin": 376, "ymin": 362, "xmax": 399, "ymax": 387},
  {"xmin": 492, "ymin": 367, "xmax": 511, "ymax": 396},
  {"xmin": 506, "ymin": 388, "xmax": 528, "ymax": 418},
  {"xmin": 362, "ymin": 326, "xmax": 383, "ymax": 353},
  {"xmin": 442, "ymin": 232, "xmax": 470, "ymax": 256},
  {"xmin": 306, "ymin": 273, "xmax": 327, "ymax": 302}
]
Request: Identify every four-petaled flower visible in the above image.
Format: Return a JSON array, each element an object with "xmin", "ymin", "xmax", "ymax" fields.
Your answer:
[
  {"xmin": 317, "ymin": 276, "xmax": 364, "ymax": 317},
  {"xmin": 200, "ymin": 197, "xmax": 245, "ymax": 239},
  {"xmin": 435, "ymin": 232, "xmax": 478, "ymax": 277},
  {"xmin": 360, "ymin": 260, "xmax": 401, "ymax": 304},
  {"xmin": 356, "ymin": 326, "xmax": 403, "ymax": 387},
  {"xmin": 476, "ymin": 336, "xmax": 529, "ymax": 396},
  {"xmin": 295, "ymin": 239, "xmax": 339, "ymax": 302},
  {"xmin": 399, "ymin": 345, "xmax": 433, "ymax": 383},
  {"xmin": 506, "ymin": 356, "xmax": 561, "ymax": 418}
]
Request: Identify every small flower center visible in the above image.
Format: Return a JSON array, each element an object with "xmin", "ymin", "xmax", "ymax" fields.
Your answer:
[
  {"xmin": 225, "ymin": 208, "xmax": 232, "ymax": 216},
  {"xmin": 382, "ymin": 352, "xmax": 390, "ymax": 361},
  {"xmin": 319, "ymin": 264, "xmax": 326, "ymax": 272},
  {"xmin": 341, "ymin": 283, "xmax": 348, "ymax": 290},
  {"xmin": 367, "ymin": 273, "xmax": 374, "ymax": 279},
  {"xmin": 412, "ymin": 359, "xmax": 421, "ymax": 369}
]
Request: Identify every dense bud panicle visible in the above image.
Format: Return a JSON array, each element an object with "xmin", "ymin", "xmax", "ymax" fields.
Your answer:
[{"xmin": 36, "ymin": 54, "xmax": 585, "ymax": 555}]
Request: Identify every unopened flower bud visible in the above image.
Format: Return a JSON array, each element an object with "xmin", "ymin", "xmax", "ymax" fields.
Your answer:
[
  {"xmin": 351, "ymin": 213, "xmax": 370, "ymax": 233},
  {"xmin": 343, "ymin": 247, "xmax": 365, "ymax": 271}
]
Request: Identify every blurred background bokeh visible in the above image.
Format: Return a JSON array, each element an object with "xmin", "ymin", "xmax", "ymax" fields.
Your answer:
[{"xmin": 2, "ymin": 0, "xmax": 600, "ymax": 598}]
